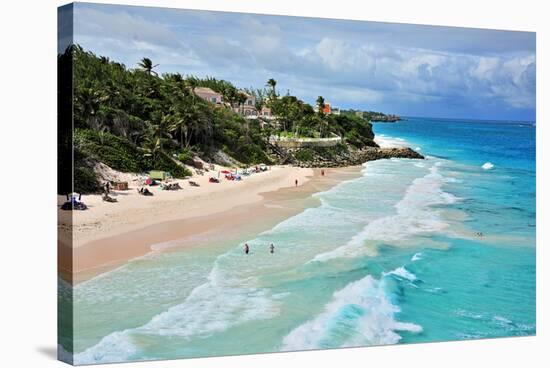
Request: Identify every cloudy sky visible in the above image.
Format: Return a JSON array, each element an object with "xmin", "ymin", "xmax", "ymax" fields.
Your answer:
[{"xmin": 69, "ymin": 2, "xmax": 536, "ymax": 121}]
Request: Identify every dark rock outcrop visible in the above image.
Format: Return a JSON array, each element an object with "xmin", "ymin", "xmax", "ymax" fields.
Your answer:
[
  {"xmin": 286, "ymin": 146, "xmax": 424, "ymax": 168},
  {"xmin": 359, "ymin": 147, "xmax": 424, "ymax": 160}
]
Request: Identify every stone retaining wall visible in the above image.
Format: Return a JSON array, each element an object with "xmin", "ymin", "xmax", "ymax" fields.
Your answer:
[{"xmin": 269, "ymin": 135, "xmax": 342, "ymax": 149}]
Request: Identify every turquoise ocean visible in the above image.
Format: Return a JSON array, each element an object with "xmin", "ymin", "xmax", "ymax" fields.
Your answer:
[{"xmin": 59, "ymin": 117, "xmax": 536, "ymax": 364}]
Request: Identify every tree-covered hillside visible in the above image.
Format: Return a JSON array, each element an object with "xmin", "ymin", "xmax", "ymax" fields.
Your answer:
[{"xmin": 59, "ymin": 45, "xmax": 378, "ymax": 193}]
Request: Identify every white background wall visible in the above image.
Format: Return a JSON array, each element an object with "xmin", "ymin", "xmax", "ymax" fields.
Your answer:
[{"xmin": 0, "ymin": 0, "xmax": 547, "ymax": 367}]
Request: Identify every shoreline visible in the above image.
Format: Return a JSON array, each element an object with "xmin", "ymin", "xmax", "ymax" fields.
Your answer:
[{"xmin": 59, "ymin": 165, "xmax": 363, "ymax": 284}]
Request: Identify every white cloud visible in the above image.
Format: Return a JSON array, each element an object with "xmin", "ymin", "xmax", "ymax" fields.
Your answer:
[
  {"xmin": 73, "ymin": 3, "xmax": 536, "ymax": 119},
  {"xmin": 75, "ymin": 8, "xmax": 182, "ymax": 49}
]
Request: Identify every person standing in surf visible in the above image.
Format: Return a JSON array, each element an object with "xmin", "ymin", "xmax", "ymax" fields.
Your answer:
[
  {"xmin": 269, "ymin": 243, "xmax": 275, "ymax": 254},
  {"xmin": 244, "ymin": 243, "xmax": 250, "ymax": 254}
]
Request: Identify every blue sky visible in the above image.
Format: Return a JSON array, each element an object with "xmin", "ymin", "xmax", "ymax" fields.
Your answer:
[{"xmin": 70, "ymin": 2, "xmax": 536, "ymax": 121}]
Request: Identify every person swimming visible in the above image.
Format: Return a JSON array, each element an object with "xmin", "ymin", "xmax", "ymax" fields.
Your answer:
[
  {"xmin": 244, "ymin": 243, "xmax": 250, "ymax": 254},
  {"xmin": 269, "ymin": 243, "xmax": 274, "ymax": 254}
]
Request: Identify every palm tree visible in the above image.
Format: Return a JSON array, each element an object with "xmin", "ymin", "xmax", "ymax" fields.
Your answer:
[
  {"xmin": 170, "ymin": 115, "xmax": 187, "ymax": 149},
  {"xmin": 146, "ymin": 112, "xmax": 172, "ymax": 150},
  {"xmin": 139, "ymin": 123, "xmax": 162, "ymax": 159},
  {"xmin": 316, "ymin": 96, "xmax": 326, "ymax": 115},
  {"xmin": 316, "ymin": 96, "xmax": 328, "ymax": 137},
  {"xmin": 255, "ymin": 98, "xmax": 264, "ymax": 117},
  {"xmin": 184, "ymin": 78, "xmax": 199, "ymax": 104},
  {"xmin": 266, "ymin": 78, "xmax": 277, "ymax": 99},
  {"xmin": 138, "ymin": 57, "xmax": 159, "ymax": 76}
]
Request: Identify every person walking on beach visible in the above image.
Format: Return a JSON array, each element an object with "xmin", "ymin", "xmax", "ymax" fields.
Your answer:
[
  {"xmin": 244, "ymin": 243, "xmax": 250, "ymax": 255},
  {"xmin": 321, "ymin": 169, "xmax": 325, "ymax": 176},
  {"xmin": 104, "ymin": 181, "xmax": 111, "ymax": 194},
  {"xmin": 295, "ymin": 179, "xmax": 298, "ymax": 187},
  {"xmin": 269, "ymin": 243, "xmax": 275, "ymax": 254}
]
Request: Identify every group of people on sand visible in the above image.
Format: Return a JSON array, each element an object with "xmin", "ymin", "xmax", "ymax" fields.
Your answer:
[{"xmin": 243, "ymin": 242, "xmax": 275, "ymax": 254}]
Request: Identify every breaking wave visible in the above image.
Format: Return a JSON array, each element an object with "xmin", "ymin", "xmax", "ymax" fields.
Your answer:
[
  {"xmin": 281, "ymin": 269, "xmax": 422, "ymax": 351},
  {"xmin": 311, "ymin": 164, "xmax": 457, "ymax": 263}
]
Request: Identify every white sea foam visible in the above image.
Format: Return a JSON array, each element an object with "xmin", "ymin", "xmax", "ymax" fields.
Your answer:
[
  {"xmin": 493, "ymin": 315, "xmax": 513, "ymax": 325},
  {"xmin": 384, "ymin": 266, "xmax": 417, "ymax": 281},
  {"xmin": 74, "ymin": 330, "xmax": 139, "ymax": 364},
  {"xmin": 311, "ymin": 165, "xmax": 457, "ymax": 263},
  {"xmin": 456, "ymin": 309, "xmax": 484, "ymax": 320},
  {"xmin": 482, "ymin": 162, "xmax": 494, "ymax": 170},
  {"xmin": 74, "ymin": 255, "xmax": 281, "ymax": 364},
  {"xmin": 411, "ymin": 252, "xmax": 423, "ymax": 262},
  {"xmin": 374, "ymin": 134, "xmax": 408, "ymax": 148},
  {"xmin": 281, "ymin": 274, "xmax": 421, "ymax": 351}
]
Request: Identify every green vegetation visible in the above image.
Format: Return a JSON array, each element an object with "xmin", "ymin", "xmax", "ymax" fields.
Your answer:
[
  {"xmin": 294, "ymin": 148, "xmax": 315, "ymax": 162},
  {"xmin": 66, "ymin": 45, "xmax": 274, "ymax": 192},
  {"xmin": 341, "ymin": 109, "xmax": 401, "ymax": 122},
  {"xmin": 60, "ymin": 45, "xmax": 379, "ymax": 193},
  {"xmin": 75, "ymin": 129, "xmax": 190, "ymax": 176},
  {"xmin": 268, "ymin": 94, "xmax": 376, "ymax": 148},
  {"xmin": 293, "ymin": 144, "xmax": 350, "ymax": 164}
]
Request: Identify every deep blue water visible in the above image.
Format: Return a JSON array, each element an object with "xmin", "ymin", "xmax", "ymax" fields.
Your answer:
[{"xmin": 373, "ymin": 117, "xmax": 536, "ymax": 343}]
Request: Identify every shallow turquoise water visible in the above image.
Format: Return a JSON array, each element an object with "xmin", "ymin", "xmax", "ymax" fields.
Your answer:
[{"xmin": 60, "ymin": 117, "xmax": 536, "ymax": 364}]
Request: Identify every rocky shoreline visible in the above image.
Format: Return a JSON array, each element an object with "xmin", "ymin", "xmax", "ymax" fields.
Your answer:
[{"xmin": 272, "ymin": 145, "xmax": 424, "ymax": 168}]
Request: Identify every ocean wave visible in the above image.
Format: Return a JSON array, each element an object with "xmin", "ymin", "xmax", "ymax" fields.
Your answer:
[
  {"xmin": 311, "ymin": 165, "xmax": 457, "ymax": 263},
  {"xmin": 481, "ymin": 162, "xmax": 494, "ymax": 170},
  {"xmin": 456, "ymin": 309, "xmax": 484, "ymax": 320},
  {"xmin": 383, "ymin": 266, "xmax": 417, "ymax": 281},
  {"xmin": 411, "ymin": 252, "xmax": 423, "ymax": 261},
  {"xmin": 74, "ymin": 330, "xmax": 139, "ymax": 364},
  {"xmin": 74, "ymin": 256, "xmax": 281, "ymax": 365},
  {"xmin": 280, "ymin": 273, "xmax": 421, "ymax": 351},
  {"xmin": 493, "ymin": 315, "xmax": 513, "ymax": 325},
  {"xmin": 374, "ymin": 134, "xmax": 408, "ymax": 148}
]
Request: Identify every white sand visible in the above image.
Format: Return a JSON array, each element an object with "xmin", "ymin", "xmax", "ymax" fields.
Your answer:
[{"xmin": 59, "ymin": 165, "xmax": 313, "ymax": 247}]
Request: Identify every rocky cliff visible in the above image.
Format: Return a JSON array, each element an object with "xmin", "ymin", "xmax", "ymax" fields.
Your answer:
[{"xmin": 268, "ymin": 144, "xmax": 424, "ymax": 168}]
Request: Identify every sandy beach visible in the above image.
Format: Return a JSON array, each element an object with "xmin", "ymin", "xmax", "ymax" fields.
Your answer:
[{"xmin": 58, "ymin": 165, "xmax": 362, "ymax": 284}]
